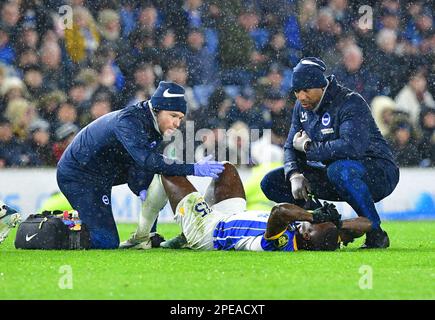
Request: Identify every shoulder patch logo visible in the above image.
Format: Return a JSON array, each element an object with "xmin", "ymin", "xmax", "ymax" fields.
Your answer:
[{"xmin": 274, "ymin": 233, "xmax": 289, "ymax": 249}]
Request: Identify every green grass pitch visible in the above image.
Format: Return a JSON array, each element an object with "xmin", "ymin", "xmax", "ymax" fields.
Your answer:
[{"xmin": 1, "ymin": 221, "xmax": 434, "ymax": 300}]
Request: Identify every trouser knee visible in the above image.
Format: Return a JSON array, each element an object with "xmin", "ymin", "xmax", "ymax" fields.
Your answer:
[{"xmin": 326, "ymin": 160, "xmax": 365, "ymax": 186}]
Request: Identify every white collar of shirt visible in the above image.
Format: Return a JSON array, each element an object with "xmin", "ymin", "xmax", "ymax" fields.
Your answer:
[{"xmin": 313, "ymin": 79, "xmax": 330, "ymax": 113}]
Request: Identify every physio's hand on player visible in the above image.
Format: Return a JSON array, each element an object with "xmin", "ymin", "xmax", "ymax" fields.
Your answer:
[
  {"xmin": 293, "ymin": 131, "xmax": 312, "ymax": 152},
  {"xmin": 289, "ymin": 173, "xmax": 311, "ymax": 201},
  {"xmin": 194, "ymin": 155, "xmax": 225, "ymax": 178},
  {"xmin": 311, "ymin": 202, "xmax": 342, "ymax": 227}
]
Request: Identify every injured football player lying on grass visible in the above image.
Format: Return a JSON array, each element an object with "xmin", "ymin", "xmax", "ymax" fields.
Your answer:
[{"xmin": 120, "ymin": 162, "xmax": 373, "ymax": 252}]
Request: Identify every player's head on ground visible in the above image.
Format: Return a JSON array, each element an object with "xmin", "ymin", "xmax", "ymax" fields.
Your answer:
[
  {"xmin": 295, "ymin": 221, "xmax": 339, "ymax": 251},
  {"xmin": 291, "ymin": 57, "xmax": 328, "ymax": 110},
  {"xmin": 150, "ymin": 81, "xmax": 186, "ymax": 136}
]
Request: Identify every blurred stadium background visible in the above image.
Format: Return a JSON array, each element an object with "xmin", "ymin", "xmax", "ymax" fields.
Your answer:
[{"xmin": 0, "ymin": 0, "xmax": 433, "ymax": 222}]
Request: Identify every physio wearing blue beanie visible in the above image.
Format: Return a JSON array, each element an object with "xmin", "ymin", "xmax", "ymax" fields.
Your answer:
[
  {"xmin": 291, "ymin": 57, "xmax": 328, "ymax": 91},
  {"xmin": 150, "ymin": 81, "xmax": 187, "ymax": 114}
]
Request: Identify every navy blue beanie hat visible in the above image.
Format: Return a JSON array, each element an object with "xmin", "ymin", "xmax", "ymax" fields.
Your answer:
[
  {"xmin": 150, "ymin": 81, "xmax": 187, "ymax": 114},
  {"xmin": 291, "ymin": 57, "xmax": 328, "ymax": 91}
]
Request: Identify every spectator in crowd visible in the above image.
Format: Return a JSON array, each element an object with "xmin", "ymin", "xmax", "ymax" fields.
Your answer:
[
  {"xmin": 372, "ymin": 28, "xmax": 409, "ymax": 97},
  {"xmin": 395, "ymin": 69, "xmax": 435, "ymax": 127},
  {"xmin": 117, "ymin": 28, "xmax": 159, "ymax": 76},
  {"xmin": 136, "ymin": 3, "xmax": 160, "ymax": 38},
  {"xmin": 0, "ymin": 1, "xmax": 20, "ymax": 43},
  {"xmin": 225, "ymin": 86, "xmax": 264, "ymax": 129},
  {"xmin": 80, "ymin": 96, "xmax": 112, "ymax": 127},
  {"xmin": 302, "ymin": 8, "xmax": 342, "ymax": 66},
  {"xmin": 216, "ymin": 6, "xmax": 255, "ymax": 85},
  {"xmin": 326, "ymin": 0, "xmax": 353, "ymax": 32},
  {"xmin": 191, "ymin": 86, "xmax": 232, "ymax": 129},
  {"xmin": 26, "ymin": 119, "xmax": 56, "ymax": 167},
  {"xmin": 55, "ymin": 101, "xmax": 79, "ymax": 131},
  {"xmin": 4, "ymin": 98, "xmax": 38, "ymax": 140},
  {"xmin": 297, "ymin": 0, "xmax": 318, "ymax": 32},
  {"xmin": 119, "ymin": 0, "xmax": 137, "ymax": 38},
  {"xmin": 0, "ymin": 77, "xmax": 28, "ymax": 113},
  {"xmin": 16, "ymin": 47, "xmax": 39, "ymax": 69},
  {"xmin": 97, "ymin": 9, "xmax": 122, "ymax": 50},
  {"xmin": 333, "ymin": 44, "xmax": 378, "ymax": 103},
  {"xmin": 177, "ymin": 27, "xmax": 217, "ymax": 87},
  {"xmin": 387, "ymin": 119, "xmax": 422, "ymax": 167},
  {"xmin": 418, "ymin": 107, "xmax": 435, "ymax": 167},
  {"xmin": 157, "ymin": 28, "xmax": 178, "ymax": 72},
  {"xmin": 15, "ymin": 21, "xmax": 40, "ymax": 54},
  {"xmin": 0, "ymin": 23, "xmax": 16, "ymax": 66},
  {"xmin": 260, "ymin": 90, "xmax": 292, "ymax": 134},
  {"xmin": 165, "ymin": 61, "xmax": 199, "ymax": 113},
  {"xmin": 52, "ymin": 122, "xmax": 79, "ymax": 163},
  {"xmin": 255, "ymin": 63, "xmax": 289, "ymax": 102},
  {"xmin": 64, "ymin": 6, "xmax": 100, "ymax": 65},
  {"xmin": 40, "ymin": 41, "xmax": 66, "ymax": 91},
  {"xmin": 37, "ymin": 90, "xmax": 67, "ymax": 129},
  {"xmin": 22, "ymin": 64, "xmax": 45, "ymax": 100},
  {"xmin": 0, "ymin": 117, "xmax": 24, "ymax": 167},
  {"xmin": 262, "ymin": 31, "xmax": 296, "ymax": 69},
  {"xmin": 67, "ymin": 79, "xmax": 90, "ymax": 111},
  {"xmin": 123, "ymin": 62, "xmax": 156, "ymax": 107},
  {"xmin": 371, "ymin": 95, "xmax": 397, "ymax": 137}
]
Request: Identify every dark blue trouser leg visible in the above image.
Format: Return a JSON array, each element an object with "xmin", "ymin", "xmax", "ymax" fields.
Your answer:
[
  {"xmin": 327, "ymin": 160, "xmax": 380, "ymax": 229},
  {"xmin": 57, "ymin": 174, "xmax": 120, "ymax": 249}
]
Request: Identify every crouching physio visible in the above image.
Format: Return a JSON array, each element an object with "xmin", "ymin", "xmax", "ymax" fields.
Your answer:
[{"xmin": 56, "ymin": 81, "xmax": 224, "ymax": 249}]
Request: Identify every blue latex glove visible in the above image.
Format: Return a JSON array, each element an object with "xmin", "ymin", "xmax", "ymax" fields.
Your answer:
[
  {"xmin": 139, "ymin": 189, "xmax": 147, "ymax": 201},
  {"xmin": 193, "ymin": 155, "xmax": 225, "ymax": 178}
]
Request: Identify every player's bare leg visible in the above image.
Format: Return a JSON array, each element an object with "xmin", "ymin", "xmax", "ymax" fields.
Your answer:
[
  {"xmin": 120, "ymin": 175, "xmax": 168, "ymax": 249},
  {"xmin": 204, "ymin": 162, "xmax": 246, "ymax": 205},
  {"xmin": 161, "ymin": 176, "xmax": 197, "ymax": 213}
]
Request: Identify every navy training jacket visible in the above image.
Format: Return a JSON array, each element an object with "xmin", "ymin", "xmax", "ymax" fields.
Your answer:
[
  {"xmin": 58, "ymin": 101, "xmax": 194, "ymax": 187},
  {"xmin": 284, "ymin": 75, "xmax": 396, "ymax": 178}
]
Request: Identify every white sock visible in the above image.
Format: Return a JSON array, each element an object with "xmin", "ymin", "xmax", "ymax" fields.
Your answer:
[{"xmin": 136, "ymin": 175, "xmax": 168, "ymax": 237}]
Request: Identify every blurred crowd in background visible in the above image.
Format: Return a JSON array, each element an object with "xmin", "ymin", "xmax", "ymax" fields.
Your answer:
[{"xmin": 0, "ymin": 0, "xmax": 433, "ymax": 168}]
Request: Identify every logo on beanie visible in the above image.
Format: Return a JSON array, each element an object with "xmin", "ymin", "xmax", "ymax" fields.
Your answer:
[
  {"xmin": 322, "ymin": 113, "xmax": 331, "ymax": 126},
  {"xmin": 301, "ymin": 60, "xmax": 322, "ymax": 68},
  {"xmin": 163, "ymin": 89, "xmax": 184, "ymax": 98}
]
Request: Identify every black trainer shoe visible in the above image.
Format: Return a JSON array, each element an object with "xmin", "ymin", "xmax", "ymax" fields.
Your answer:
[
  {"xmin": 160, "ymin": 233, "xmax": 189, "ymax": 249},
  {"xmin": 150, "ymin": 233, "xmax": 165, "ymax": 248},
  {"xmin": 360, "ymin": 229, "xmax": 390, "ymax": 249}
]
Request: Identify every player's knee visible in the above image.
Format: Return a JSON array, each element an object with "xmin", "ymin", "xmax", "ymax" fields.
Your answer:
[
  {"xmin": 260, "ymin": 174, "xmax": 273, "ymax": 198},
  {"xmin": 222, "ymin": 161, "xmax": 235, "ymax": 172},
  {"xmin": 327, "ymin": 160, "xmax": 364, "ymax": 184}
]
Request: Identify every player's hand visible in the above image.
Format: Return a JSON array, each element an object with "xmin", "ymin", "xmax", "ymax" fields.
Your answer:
[
  {"xmin": 289, "ymin": 173, "xmax": 311, "ymax": 201},
  {"xmin": 193, "ymin": 155, "xmax": 225, "ymax": 178},
  {"xmin": 311, "ymin": 202, "xmax": 342, "ymax": 227},
  {"xmin": 293, "ymin": 131, "xmax": 312, "ymax": 152}
]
